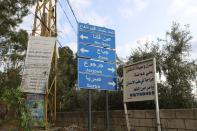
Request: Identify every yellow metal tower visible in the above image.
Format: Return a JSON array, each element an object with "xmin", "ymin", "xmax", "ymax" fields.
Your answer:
[
  {"xmin": 32, "ymin": 0, "xmax": 57, "ymax": 37},
  {"xmin": 32, "ymin": 0, "xmax": 58, "ymax": 125}
]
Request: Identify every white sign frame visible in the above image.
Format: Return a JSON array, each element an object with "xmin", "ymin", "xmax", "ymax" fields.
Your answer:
[
  {"xmin": 123, "ymin": 58, "xmax": 155, "ymax": 102},
  {"xmin": 21, "ymin": 36, "xmax": 56, "ymax": 94},
  {"xmin": 123, "ymin": 58, "xmax": 161, "ymax": 131}
]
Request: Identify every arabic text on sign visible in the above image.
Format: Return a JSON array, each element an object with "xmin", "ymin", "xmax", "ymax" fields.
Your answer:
[
  {"xmin": 79, "ymin": 23, "xmax": 115, "ymax": 35},
  {"xmin": 78, "ymin": 73, "xmax": 117, "ymax": 90},
  {"xmin": 78, "ymin": 44, "xmax": 116, "ymax": 63},
  {"xmin": 78, "ymin": 30, "xmax": 115, "ymax": 49},
  {"xmin": 78, "ymin": 58, "xmax": 117, "ymax": 77},
  {"xmin": 124, "ymin": 59, "xmax": 155, "ymax": 102},
  {"xmin": 126, "ymin": 63, "xmax": 153, "ymax": 73}
]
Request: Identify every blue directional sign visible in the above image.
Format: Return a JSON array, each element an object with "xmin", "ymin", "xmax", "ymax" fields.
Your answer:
[
  {"xmin": 78, "ymin": 44, "xmax": 116, "ymax": 63},
  {"xmin": 78, "ymin": 30, "xmax": 115, "ymax": 49},
  {"xmin": 78, "ymin": 73, "xmax": 117, "ymax": 90},
  {"xmin": 77, "ymin": 22, "xmax": 117, "ymax": 91},
  {"xmin": 78, "ymin": 58, "xmax": 117, "ymax": 77}
]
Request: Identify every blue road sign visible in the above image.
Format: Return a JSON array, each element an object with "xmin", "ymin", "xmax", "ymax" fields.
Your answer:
[
  {"xmin": 78, "ymin": 73, "xmax": 117, "ymax": 90},
  {"xmin": 78, "ymin": 44, "xmax": 116, "ymax": 63},
  {"xmin": 77, "ymin": 23, "xmax": 117, "ymax": 91},
  {"xmin": 78, "ymin": 30, "xmax": 115, "ymax": 49},
  {"xmin": 78, "ymin": 58, "xmax": 117, "ymax": 77}
]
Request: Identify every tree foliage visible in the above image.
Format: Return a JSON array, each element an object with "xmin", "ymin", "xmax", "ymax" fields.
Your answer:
[
  {"xmin": 0, "ymin": 0, "xmax": 33, "ymax": 91},
  {"xmin": 0, "ymin": 87, "xmax": 32, "ymax": 130},
  {"xmin": 0, "ymin": 0, "xmax": 32, "ymax": 69},
  {"xmin": 56, "ymin": 47, "xmax": 78, "ymax": 111},
  {"xmin": 159, "ymin": 23, "xmax": 197, "ymax": 108},
  {"xmin": 0, "ymin": 0, "xmax": 34, "ymax": 130},
  {"xmin": 0, "ymin": 0, "xmax": 33, "ymax": 42},
  {"xmin": 127, "ymin": 22, "xmax": 197, "ymax": 109}
]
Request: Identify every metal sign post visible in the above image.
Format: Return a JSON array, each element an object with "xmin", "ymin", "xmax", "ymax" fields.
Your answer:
[
  {"xmin": 153, "ymin": 58, "xmax": 161, "ymax": 131},
  {"xmin": 88, "ymin": 89, "xmax": 92, "ymax": 131},
  {"xmin": 124, "ymin": 102, "xmax": 131, "ymax": 131},
  {"xmin": 105, "ymin": 91, "xmax": 109, "ymax": 131}
]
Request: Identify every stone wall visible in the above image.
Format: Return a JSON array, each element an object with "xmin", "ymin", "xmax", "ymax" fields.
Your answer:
[{"xmin": 56, "ymin": 109, "xmax": 197, "ymax": 131}]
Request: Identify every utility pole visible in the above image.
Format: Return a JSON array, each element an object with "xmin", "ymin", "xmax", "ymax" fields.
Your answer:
[{"xmin": 32, "ymin": 0, "xmax": 58, "ymax": 125}]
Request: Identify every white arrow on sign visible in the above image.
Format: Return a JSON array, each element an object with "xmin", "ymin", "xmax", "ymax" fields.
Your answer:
[
  {"xmin": 108, "ymin": 81, "xmax": 116, "ymax": 87},
  {"xmin": 107, "ymin": 67, "xmax": 115, "ymax": 73},
  {"xmin": 80, "ymin": 34, "xmax": 88, "ymax": 40},
  {"xmin": 80, "ymin": 48, "xmax": 89, "ymax": 53}
]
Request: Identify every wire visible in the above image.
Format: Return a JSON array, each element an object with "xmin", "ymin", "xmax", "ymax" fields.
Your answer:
[
  {"xmin": 57, "ymin": 1, "xmax": 78, "ymax": 56},
  {"xmin": 57, "ymin": 39, "xmax": 64, "ymax": 48},
  {"xmin": 66, "ymin": 0, "xmax": 78, "ymax": 24},
  {"xmin": 58, "ymin": 1, "xmax": 77, "ymax": 34}
]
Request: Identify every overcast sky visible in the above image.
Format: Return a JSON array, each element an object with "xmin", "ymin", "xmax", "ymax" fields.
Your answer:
[{"xmin": 20, "ymin": 0, "xmax": 197, "ymax": 60}]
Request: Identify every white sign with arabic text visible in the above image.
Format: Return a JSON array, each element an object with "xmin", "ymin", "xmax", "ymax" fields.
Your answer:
[
  {"xmin": 21, "ymin": 36, "xmax": 56, "ymax": 94},
  {"xmin": 123, "ymin": 59, "xmax": 156, "ymax": 102}
]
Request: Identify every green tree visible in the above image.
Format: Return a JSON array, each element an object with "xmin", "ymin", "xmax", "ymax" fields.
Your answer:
[
  {"xmin": 159, "ymin": 23, "xmax": 197, "ymax": 108},
  {"xmin": 0, "ymin": 1, "xmax": 34, "ymax": 130},
  {"xmin": 0, "ymin": 0, "xmax": 34, "ymax": 102},
  {"xmin": 0, "ymin": 0, "xmax": 33, "ymax": 43},
  {"xmin": 0, "ymin": 0, "xmax": 34, "ymax": 77},
  {"xmin": 0, "ymin": 0, "xmax": 34, "ymax": 91},
  {"xmin": 0, "ymin": 87, "xmax": 32, "ymax": 130},
  {"xmin": 127, "ymin": 22, "xmax": 197, "ymax": 109},
  {"xmin": 56, "ymin": 47, "xmax": 78, "ymax": 111},
  {"xmin": 0, "ymin": 0, "xmax": 33, "ymax": 69}
]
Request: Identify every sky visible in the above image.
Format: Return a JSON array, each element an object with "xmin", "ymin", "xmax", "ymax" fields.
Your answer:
[{"xmin": 20, "ymin": 0, "xmax": 197, "ymax": 61}]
